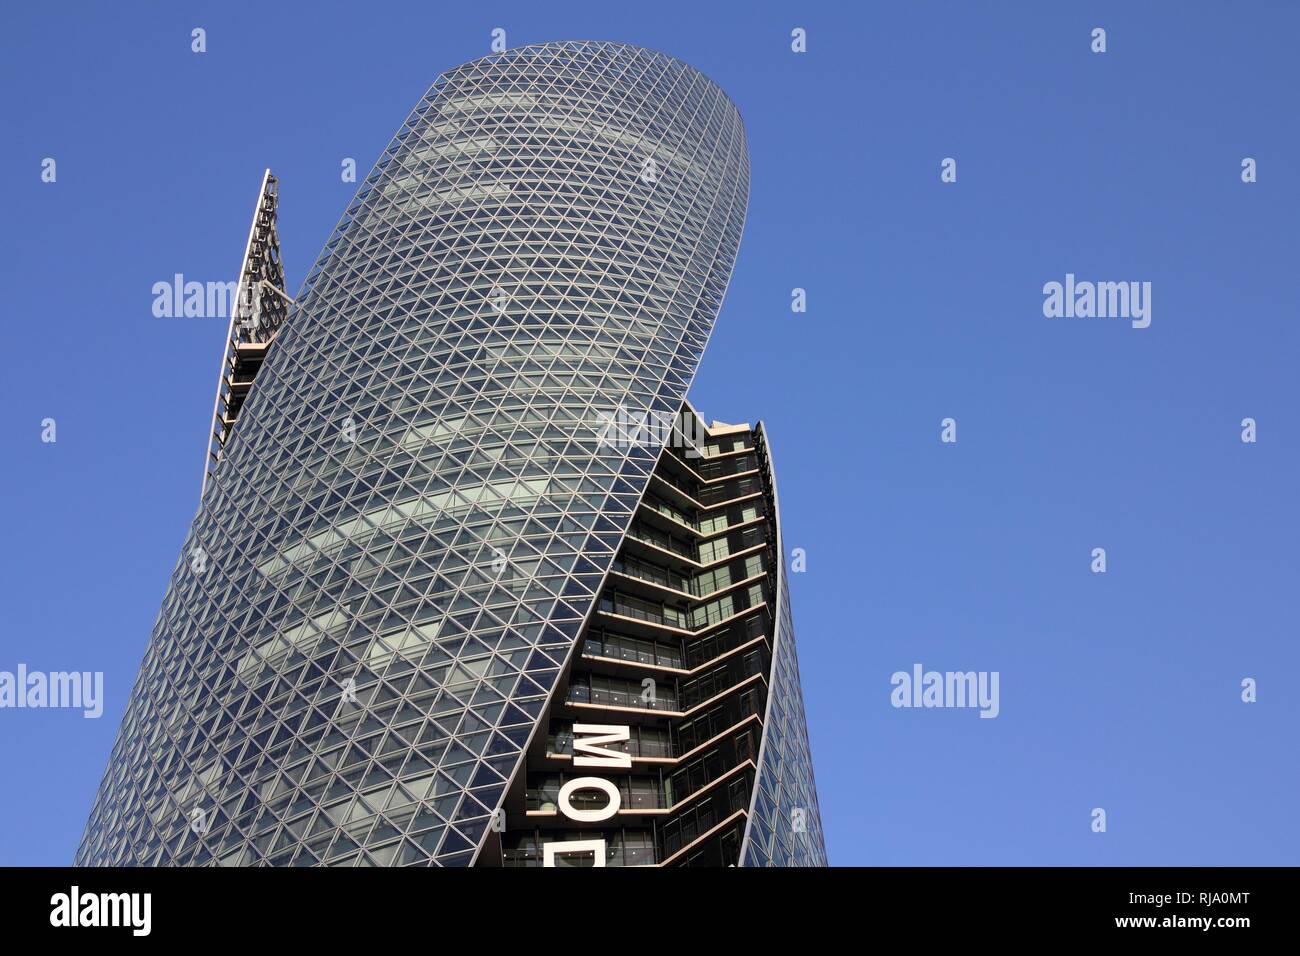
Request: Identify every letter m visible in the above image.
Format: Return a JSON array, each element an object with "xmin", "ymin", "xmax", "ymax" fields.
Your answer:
[
  {"xmin": 1098, "ymin": 281, "xmax": 1129, "ymax": 318},
  {"xmin": 208, "ymin": 280, "xmax": 240, "ymax": 320},
  {"xmin": 945, "ymin": 672, "xmax": 977, "ymax": 709},
  {"xmin": 101, "ymin": 893, "xmax": 131, "ymax": 927},
  {"xmin": 49, "ymin": 672, "xmax": 79, "ymax": 708},
  {"xmin": 572, "ymin": 723, "xmax": 631, "ymax": 769}
]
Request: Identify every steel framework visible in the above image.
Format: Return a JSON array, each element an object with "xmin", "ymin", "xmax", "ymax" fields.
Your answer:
[{"xmin": 201, "ymin": 169, "xmax": 291, "ymax": 497}]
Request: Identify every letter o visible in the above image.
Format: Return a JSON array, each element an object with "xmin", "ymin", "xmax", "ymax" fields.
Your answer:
[{"xmin": 557, "ymin": 776, "xmax": 621, "ymax": 822}]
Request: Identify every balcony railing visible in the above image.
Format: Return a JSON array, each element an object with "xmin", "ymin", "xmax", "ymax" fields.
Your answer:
[
  {"xmin": 682, "ymin": 614, "xmax": 765, "ymax": 670},
  {"xmin": 526, "ymin": 781, "xmax": 664, "ymax": 813},
  {"xmin": 568, "ymin": 680, "xmax": 679, "ymax": 712},
  {"xmin": 548, "ymin": 724, "xmax": 673, "ymax": 759},
  {"xmin": 627, "ymin": 522, "xmax": 696, "ymax": 560},
  {"xmin": 678, "ymin": 649, "xmax": 765, "ymax": 711},
  {"xmin": 611, "ymin": 556, "xmax": 689, "ymax": 595},
  {"xmin": 599, "ymin": 593, "xmax": 689, "ymax": 630},
  {"xmin": 583, "ymin": 629, "xmax": 684, "ymax": 670},
  {"xmin": 502, "ymin": 838, "xmax": 657, "ymax": 867},
  {"xmin": 655, "ymin": 466, "xmax": 762, "ymax": 508},
  {"xmin": 659, "ymin": 772, "xmax": 752, "ymax": 859},
  {"xmin": 668, "ymin": 728, "xmax": 760, "ymax": 804},
  {"xmin": 673, "ymin": 688, "xmax": 766, "ymax": 756}
]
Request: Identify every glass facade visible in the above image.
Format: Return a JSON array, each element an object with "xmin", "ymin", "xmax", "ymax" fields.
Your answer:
[{"xmin": 77, "ymin": 40, "xmax": 824, "ymax": 867}]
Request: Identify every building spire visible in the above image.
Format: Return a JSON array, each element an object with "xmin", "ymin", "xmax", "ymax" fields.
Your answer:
[{"xmin": 201, "ymin": 169, "xmax": 291, "ymax": 498}]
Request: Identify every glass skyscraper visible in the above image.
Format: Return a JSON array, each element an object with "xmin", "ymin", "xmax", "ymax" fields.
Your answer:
[{"xmin": 77, "ymin": 40, "xmax": 825, "ymax": 867}]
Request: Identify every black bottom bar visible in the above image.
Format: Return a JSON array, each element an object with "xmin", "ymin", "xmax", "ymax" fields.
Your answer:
[{"xmin": 0, "ymin": 866, "xmax": 1277, "ymax": 941}]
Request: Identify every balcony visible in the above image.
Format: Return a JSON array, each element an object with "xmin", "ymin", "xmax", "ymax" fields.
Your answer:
[
  {"xmin": 611, "ymin": 555, "xmax": 690, "ymax": 595},
  {"xmin": 582, "ymin": 629, "xmax": 684, "ymax": 671},
  {"xmin": 502, "ymin": 832, "xmax": 657, "ymax": 867},
  {"xmin": 659, "ymin": 772, "xmax": 752, "ymax": 861},
  {"xmin": 526, "ymin": 775, "xmax": 665, "ymax": 814},
  {"xmin": 567, "ymin": 675, "xmax": 679, "ymax": 713},
  {"xmin": 547, "ymin": 721, "xmax": 673, "ymax": 760},
  {"xmin": 626, "ymin": 521, "xmax": 696, "ymax": 561}
]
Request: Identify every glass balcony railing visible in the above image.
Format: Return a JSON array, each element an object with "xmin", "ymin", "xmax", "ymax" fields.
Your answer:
[
  {"xmin": 502, "ymin": 836, "xmax": 657, "ymax": 867},
  {"xmin": 547, "ymin": 724, "xmax": 673, "ymax": 759},
  {"xmin": 599, "ymin": 585, "xmax": 767, "ymax": 633},
  {"xmin": 659, "ymin": 773, "xmax": 752, "ymax": 859},
  {"xmin": 583, "ymin": 630, "xmax": 684, "ymax": 670},
  {"xmin": 612, "ymin": 553, "xmax": 764, "ymax": 601},
  {"xmin": 683, "ymin": 614, "xmax": 765, "ymax": 670},
  {"xmin": 673, "ymin": 687, "xmax": 765, "ymax": 756},
  {"xmin": 567, "ymin": 679, "xmax": 679, "ymax": 712},
  {"xmin": 678, "ymin": 650, "xmax": 765, "ymax": 711},
  {"xmin": 642, "ymin": 495, "xmax": 694, "ymax": 528},
  {"xmin": 627, "ymin": 522, "xmax": 695, "ymax": 560},
  {"xmin": 611, "ymin": 556, "xmax": 689, "ymax": 594},
  {"xmin": 526, "ymin": 782, "xmax": 664, "ymax": 813},
  {"xmin": 598, "ymin": 593, "xmax": 689, "ymax": 630}
]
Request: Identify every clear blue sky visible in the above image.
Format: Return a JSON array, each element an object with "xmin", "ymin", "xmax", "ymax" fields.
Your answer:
[{"xmin": 2, "ymin": 1, "xmax": 1296, "ymax": 866}]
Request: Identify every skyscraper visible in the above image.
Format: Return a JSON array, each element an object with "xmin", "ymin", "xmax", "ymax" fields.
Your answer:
[{"xmin": 78, "ymin": 40, "xmax": 825, "ymax": 867}]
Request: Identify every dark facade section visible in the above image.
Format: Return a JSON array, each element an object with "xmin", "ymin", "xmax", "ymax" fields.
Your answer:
[{"xmin": 482, "ymin": 406, "xmax": 826, "ymax": 866}]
